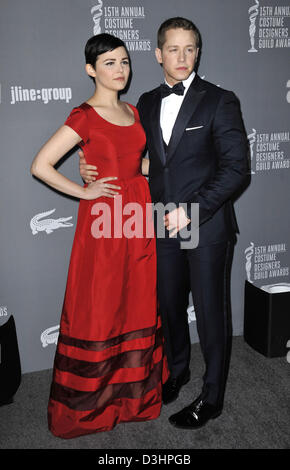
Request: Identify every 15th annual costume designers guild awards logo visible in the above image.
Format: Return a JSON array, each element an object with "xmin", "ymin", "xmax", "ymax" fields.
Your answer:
[
  {"xmin": 244, "ymin": 242, "xmax": 289, "ymax": 282},
  {"xmin": 247, "ymin": 1, "xmax": 290, "ymax": 51},
  {"xmin": 91, "ymin": 1, "xmax": 151, "ymax": 51},
  {"xmin": 247, "ymin": 128, "xmax": 290, "ymax": 173}
]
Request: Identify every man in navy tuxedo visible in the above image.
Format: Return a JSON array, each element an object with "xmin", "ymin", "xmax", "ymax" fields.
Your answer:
[{"xmin": 80, "ymin": 17, "xmax": 248, "ymax": 429}]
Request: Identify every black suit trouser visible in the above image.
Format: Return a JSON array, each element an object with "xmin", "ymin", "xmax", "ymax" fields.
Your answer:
[{"xmin": 156, "ymin": 235, "xmax": 233, "ymax": 407}]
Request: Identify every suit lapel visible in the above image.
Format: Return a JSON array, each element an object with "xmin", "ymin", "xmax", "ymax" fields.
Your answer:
[
  {"xmin": 166, "ymin": 76, "xmax": 206, "ymax": 164},
  {"xmin": 149, "ymin": 89, "xmax": 167, "ymax": 166}
]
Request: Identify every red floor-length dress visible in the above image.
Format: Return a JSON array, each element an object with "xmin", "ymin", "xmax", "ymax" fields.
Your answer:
[{"xmin": 47, "ymin": 102, "xmax": 169, "ymax": 438}]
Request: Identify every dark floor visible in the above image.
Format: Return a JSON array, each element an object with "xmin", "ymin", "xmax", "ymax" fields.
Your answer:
[{"xmin": 0, "ymin": 337, "xmax": 289, "ymax": 449}]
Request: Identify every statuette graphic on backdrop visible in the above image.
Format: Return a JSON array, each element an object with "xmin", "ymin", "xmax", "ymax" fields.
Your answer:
[
  {"xmin": 287, "ymin": 79, "xmax": 290, "ymax": 103},
  {"xmin": 286, "ymin": 340, "xmax": 290, "ymax": 364},
  {"xmin": 248, "ymin": 0, "xmax": 260, "ymax": 52},
  {"xmin": 247, "ymin": 128, "xmax": 257, "ymax": 174},
  {"xmin": 245, "ymin": 242, "xmax": 255, "ymax": 283},
  {"xmin": 187, "ymin": 305, "xmax": 196, "ymax": 324},
  {"xmin": 91, "ymin": 1, "xmax": 103, "ymax": 34}
]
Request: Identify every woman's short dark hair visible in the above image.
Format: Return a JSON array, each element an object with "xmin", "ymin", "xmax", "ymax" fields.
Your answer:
[
  {"xmin": 157, "ymin": 17, "xmax": 201, "ymax": 49},
  {"xmin": 85, "ymin": 33, "xmax": 130, "ymax": 68}
]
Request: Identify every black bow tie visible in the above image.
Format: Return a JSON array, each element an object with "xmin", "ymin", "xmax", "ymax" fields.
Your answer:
[{"xmin": 160, "ymin": 82, "xmax": 185, "ymax": 98}]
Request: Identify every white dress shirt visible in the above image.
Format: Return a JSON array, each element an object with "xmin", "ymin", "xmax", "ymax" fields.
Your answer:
[{"xmin": 160, "ymin": 71, "xmax": 196, "ymax": 145}]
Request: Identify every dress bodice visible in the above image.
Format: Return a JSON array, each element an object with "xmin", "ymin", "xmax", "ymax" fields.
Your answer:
[{"xmin": 64, "ymin": 102, "xmax": 146, "ymax": 181}]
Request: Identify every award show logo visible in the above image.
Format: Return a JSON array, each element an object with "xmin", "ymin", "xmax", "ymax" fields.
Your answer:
[
  {"xmin": 30, "ymin": 209, "xmax": 73, "ymax": 235},
  {"xmin": 91, "ymin": 2, "xmax": 151, "ymax": 51},
  {"xmin": 247, "ymin": 128, "xmax": 290, "ymax": 173},
  {"xmin": 248, "ymin": 0, "xmax": 260, "ymax": 52},
  {"xmin": 40, "ymin": 325, "xmax": 59, "ymax": 348},
  {"xmin": 245, "ymin": 242, "xmax": 289, "ymax": 282},
  {"xmin": 247, "ymin": 2, "xmax": 290, "ymax": 51},
  {"xmin": 91, "ymin": 1, "xmax": 103, "ymax": 35}
]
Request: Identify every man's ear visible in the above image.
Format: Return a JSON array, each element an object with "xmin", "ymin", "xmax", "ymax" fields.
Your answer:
[
  {"xmin": 85, "ymin": 63, "xmax": 96, "ymax": 79},
  {"xmin": 155, "ymin": 47, "xmax": 163, "ymax": 65}
]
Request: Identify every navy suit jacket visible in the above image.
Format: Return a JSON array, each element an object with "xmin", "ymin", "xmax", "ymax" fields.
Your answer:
[{"xmin": 137, "ymin": 74, "xmax": 249, "ymax": 247}]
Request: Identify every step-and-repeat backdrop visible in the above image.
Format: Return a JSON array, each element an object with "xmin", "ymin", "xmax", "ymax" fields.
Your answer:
[{"xmin": 0, "ymin": 0, "xmax": 289, "ymax": 373}]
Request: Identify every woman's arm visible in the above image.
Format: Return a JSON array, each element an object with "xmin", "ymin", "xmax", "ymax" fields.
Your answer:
[
  {"xmin": 141, "ymin": 157, "xmax": 149, "ymax": 176},
  {"xmin": 77, "ymin": 152, "xmax": 150, "ymax": 181},
  {"xmin": 31, "ymin": 126, "xmax": 120, "ymax": 200},
  {"xmin": 31, "ymin": 125, "xmax": 87, "ymax": 198}
]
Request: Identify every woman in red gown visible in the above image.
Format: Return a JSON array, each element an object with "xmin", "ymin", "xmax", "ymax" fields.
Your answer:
[{"xmin": 31, "ymin": 34, "xmax": 168, "ymax": 439}]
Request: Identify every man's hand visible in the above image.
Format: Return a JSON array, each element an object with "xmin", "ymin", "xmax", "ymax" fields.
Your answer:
[
  {"xmin": 78, "ymin": 150, "xmax": 98, "ymax": 183},
  {"xmin": 83, "ymin": 177, "xmax": 121, "ymax": 200},
  {"xmin": 163, "ymin": 206, "xmax": 191, "ymax": 238}
]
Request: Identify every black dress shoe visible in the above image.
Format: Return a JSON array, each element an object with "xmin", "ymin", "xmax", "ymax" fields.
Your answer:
[
  {"xmin": 168, "ymin": 396, "xmax": 222, "ymax": 429},
  {"xmin": 162, "ymin": 370, "xmax": 190, "ymax": 405}
]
